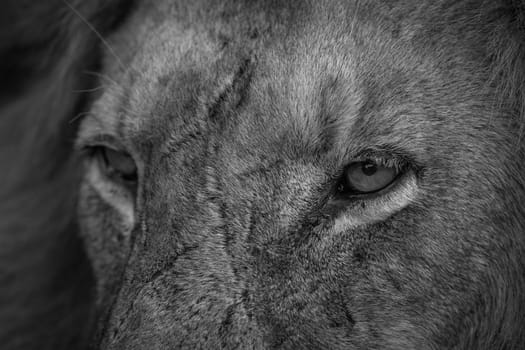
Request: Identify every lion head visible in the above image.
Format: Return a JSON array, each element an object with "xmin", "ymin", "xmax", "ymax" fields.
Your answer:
[{"xmin": 2, "ymin": 0, "xmax": 524, "ymax": 349}]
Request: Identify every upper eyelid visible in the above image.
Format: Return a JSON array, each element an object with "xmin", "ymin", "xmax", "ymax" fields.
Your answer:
[
  {"xmin": 75, "ymin": 117, "xmax": 125, "ymax": 152},
  {"xmin": 353, "ymin": 156, "xmax": 403, "ymax": 170},
  {"xmin": 75, "ymin": 134, "xmax": 123, "ymax": 151},
  {"xmin": 346, "ymin": 146, "xmax": 422, "ymax": 172},
  {"xmin": 74, "ymin": 110, "xmax": 125, "ymax": 150}
]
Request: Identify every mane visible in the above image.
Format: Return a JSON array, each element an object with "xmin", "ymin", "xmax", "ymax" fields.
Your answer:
[{"xmin": 0, "ymin": 1, "xmax": 133, "ymax": 349}]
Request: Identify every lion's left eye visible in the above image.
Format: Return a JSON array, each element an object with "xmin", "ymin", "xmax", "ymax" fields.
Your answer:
[
  {"xmin": 92, "ymin": 146, "xmax": 137, "ymax": 184},
  {"xmin": 339, "ymin": 161, "xmax": 399, "ymax": 194}
]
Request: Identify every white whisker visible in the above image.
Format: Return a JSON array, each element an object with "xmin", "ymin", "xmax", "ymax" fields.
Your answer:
[
  {"xmin": 72, "ymin": 86, "xmax": 106, "ymax": 93},
  {"xmin": 62, "ymin": 0, "xmax": 129, "ymax": 73}
]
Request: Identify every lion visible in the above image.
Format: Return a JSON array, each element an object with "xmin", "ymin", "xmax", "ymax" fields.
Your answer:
[{"xmin": 2, "ymin": 0, "xmax": 525, "ymax": 349}]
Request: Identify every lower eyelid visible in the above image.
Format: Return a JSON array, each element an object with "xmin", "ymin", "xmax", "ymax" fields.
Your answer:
[
  {"xmin": 83, "ymin": 157, "xmax": 136, "ymax": 231},
  {"xmin": 330, "ymin": 171, "xmax": 418, "ymax": 232}
]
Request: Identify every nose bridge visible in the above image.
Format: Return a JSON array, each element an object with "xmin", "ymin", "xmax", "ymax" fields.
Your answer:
[
  {"xmin": 96, "ymin": 161, "xmax": 205, "ymax": 347},
  {"xmin": 99, "ymin": 160, "xmax": 272, "ymax": 348},
  {"xmin": 99, "ymin": 245, "xmax": 191, "ymax": 349},
  {"xmin": 100, "ymin": 227, "xmax": 267, "ymax": 349},
  {"xmin": 234, "ymin": 160, "xmax": 328, "ymax": 240},
  {"xmin": 214, "ymin": 157, "xmax": 357, "ymax": 348},
  {"xmin": 97, "ymin": 237, "xmax": 175, "ymax": 348},
  {"xmin": 99, "ymin": 134, "xmax": 330, "ymax": 348}
]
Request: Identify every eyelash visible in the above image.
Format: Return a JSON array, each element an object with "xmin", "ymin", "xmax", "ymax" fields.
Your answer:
[
  {"xmin": 335, "ymin": 153, "xmax": 409, "ymax": 196},
  {"xmin": 352, "ymin": 153, "xmax": 405, "ymax": 172}
]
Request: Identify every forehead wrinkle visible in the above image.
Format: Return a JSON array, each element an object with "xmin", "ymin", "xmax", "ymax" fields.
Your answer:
[
  {"xmin": 321, "ymin": 41, "xmax": 438, "ymax": 162},
  {"xmin": 96, "ymin": 1, "xmax": 313, "ymax": 152},
  {"xmin": 248, "ymin": 13, "xmax": 366, "ymax": 160},
  {"xmin": 113, "ymin": 25, "xmax": 239, "ymax": 148},
  {"xmin": 287, "ymin": 63, "xmax": 361, "ymax": 161},
  {"xmin": 158, "ymin": 63, "xmax": 251, "ymax": 160}
]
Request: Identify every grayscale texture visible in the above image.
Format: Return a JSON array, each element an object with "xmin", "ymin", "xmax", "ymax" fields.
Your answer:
[{"xmin": 1, "ymin": 1, "xmax": 524, "ymax": 349}]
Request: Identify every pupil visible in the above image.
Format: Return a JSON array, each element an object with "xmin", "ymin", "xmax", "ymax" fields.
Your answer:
[{"xmin": 361, "ymin": 162, "xmax": 377, "ymax": 176}]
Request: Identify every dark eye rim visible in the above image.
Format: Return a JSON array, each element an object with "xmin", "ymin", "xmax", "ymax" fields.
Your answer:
[
  {"xmin": 85, "ymin": 145, "xmax": 138, "ymax": 187},
  {"xmin": 338, "ymin": 161, "xmax": 400, "ymax": 195},
  {"xmin": 335, "ymin": 151, "xmax": 413, "ymax": 199}
]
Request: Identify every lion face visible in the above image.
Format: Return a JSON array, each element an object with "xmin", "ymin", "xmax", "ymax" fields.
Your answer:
[{"xmin": 76, "ymin": 0, "xmax": 525, "ymax": 349}]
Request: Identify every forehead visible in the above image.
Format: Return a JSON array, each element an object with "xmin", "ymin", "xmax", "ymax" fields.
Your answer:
[{"xmin": 82, "ymin": 0, "xmax": 502, "ymax": 164}]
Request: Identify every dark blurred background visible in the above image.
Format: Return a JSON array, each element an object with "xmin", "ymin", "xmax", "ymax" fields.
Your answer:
[{"xmin": 0, "ymin": 1, "xmax": 133, "ymax": 349}]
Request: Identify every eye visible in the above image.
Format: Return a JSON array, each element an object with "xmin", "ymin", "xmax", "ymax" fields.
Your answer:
[
  {"xmin": 91, "ymin": 146, "xmax": 138, "ymax": 184},
  {"xmin": 339, "ymin": 160, "xmax": 399, "ymax": 195}
]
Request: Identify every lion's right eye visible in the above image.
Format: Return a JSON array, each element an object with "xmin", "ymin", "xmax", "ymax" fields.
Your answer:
[
  {"xmin": 341, "ymin": 161, "xmax": 399, "ymax": 194},
  {"xmin": 91, "ymin": 146, "xmax": 138, "ymax": 185}
]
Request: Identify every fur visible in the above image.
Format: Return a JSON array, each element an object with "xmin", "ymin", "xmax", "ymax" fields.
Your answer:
[{"xmin": 1, "ymin": 1, "xmax": 524, "ymax": 349}]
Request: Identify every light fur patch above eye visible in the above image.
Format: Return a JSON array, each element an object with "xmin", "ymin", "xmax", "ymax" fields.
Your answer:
[
  {"xmin": 84, "ymin": 158, "xmax": 136, "ymax": 234},
  {"xmin": 332, "ymin": 172, "xmax": 418, "ymax": 233}
]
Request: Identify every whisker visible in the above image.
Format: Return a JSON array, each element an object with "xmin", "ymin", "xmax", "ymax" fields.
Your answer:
[
  {"xmin": 62, "ymin": 0, "xmax": 128, "ymax": 73},
  {"xmin": 83, "ymin": 71, "xmax": 123, "ymax": 88},
  {"xmin": 72, "ymin": 86, "xmax": 106, "ymax": 93},
  {"xmin": 83, "ymin": 71, "xmax": 128, "ymax": 97},
  {"xmin": 69, "ymin": 111, "xmax": 92, "ymax": 124}
]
